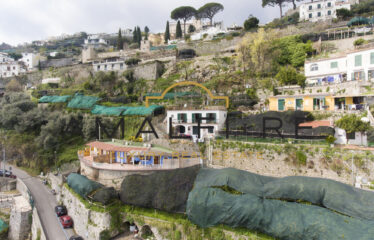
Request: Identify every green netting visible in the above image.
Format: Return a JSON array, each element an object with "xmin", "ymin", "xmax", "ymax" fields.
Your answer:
[
  {"xmin": 91, "ymin": 105, "xmax": 127, "ymax": 116},
  {"xmin": 67, "ymin": 173, "xmax": 103, "ymax": 198},
  {"xmin": 122, "ymin": 105, "xmax": 164, "ymax": 116},
  {"xmin": 145, "ymin": 92, "xmax": 200, "ymax": 99},
  {"xmin": 187, "ymin": 168, "xmax": 374, "ymax": 240},
  {"xmin": 38, "ymin": 95, "xmax": 71, "ymax": 103},
  {"xmin": 0, "ymin": 219, "xmax": 8, "ymax": 233},
  {"xmin": 67, "ymin": 93, "xmax": 100, "ymax": 109},
  {"xmin": 91, "ymin": 187, "xmax": 118, "ymax": 205}
]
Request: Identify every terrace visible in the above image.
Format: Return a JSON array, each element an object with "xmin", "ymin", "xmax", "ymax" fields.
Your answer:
[{"xmin": 78, "ymin": 139, "xmax": 201, "ymax": 171}]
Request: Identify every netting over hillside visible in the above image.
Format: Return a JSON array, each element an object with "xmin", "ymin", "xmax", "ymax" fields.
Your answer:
[
  {"xmin": 67, "ymin": 93, "xmax": 100, "ymax": 109},
  {"xmin": 67, "ymin": 173, "xmax": 103, "ymax": 198},
  {"xmin": 187, "ymin": 168, "xmax": 374, "ymax": 240},
  {"xmin": 38, "ymin": 95, "xmax": 71, "ymax": 103},
  {"xmin": 0, "ymin": 219, "xmax": 8, "ymax": 232},
  {"xmin": 122, "ymin": 105, "xmax": 164, "ymax": 116},
  {"xmin": 91, "ymin": 105, "xmax": 127, "ymax": 116},
  {"xmin": 120, "ymin": 165, "xmax": 200, "ymax": 213}
]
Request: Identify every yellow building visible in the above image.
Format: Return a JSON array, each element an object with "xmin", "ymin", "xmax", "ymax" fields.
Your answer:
[
  {"xmin": 269, "ymin": 94, "xmax": 366, "ymax": 111},
  {"xmin": 269, "ymin": 94, "xmax": 337, "ymax": 111}
]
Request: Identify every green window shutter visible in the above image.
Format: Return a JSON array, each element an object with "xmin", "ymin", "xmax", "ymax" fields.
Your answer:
[
  {"xmin": 355, "ymin": 55, "xmax": 362, "ymax": 67},
  {"xmin": 177, "ymin": 114, "xmax": 181, "ymax": 121},
  {"xmin": 371, "ymin": 52, "xmax": 374, "ymax": 64},
  {"xmin": 330, "ymin": 62, "xmax": 338, "ymax": 68},
  {"xmin": 192, "ymin": 114, "xmax": 196, "ymax": 123}
]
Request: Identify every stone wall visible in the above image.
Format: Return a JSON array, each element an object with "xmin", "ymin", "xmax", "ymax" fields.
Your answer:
[
  {"xmin": 131, "ymin": 61, "xmax": 163, "ymax": 80},
  {"xmin": 209, "ymin": 140, "xmax": 374, "ymax": 186},
  {"xmin": 0, "ymin": 179, "xmax": 16, "ymax": 192},
  {"xmin": 60, "ymin": 185, "xmax": 111, "ymax": 240},
  {"xmin": 177, "ymin": 37, "xmax": 241, "ymax": 56},
  {"xmin": 8, "ymin": 196, "xmax": 32, "ymax": 240},
  {"xmin": 80, "ymin": 160, "xmax": 152, "ymax": 189},
  {"xmin": 16, "ymin": 178, "xmax": 30, "ymax": 202},
  {"xmin": 30, "ymin": 207, "xmax": 46, "ymax": 240}
]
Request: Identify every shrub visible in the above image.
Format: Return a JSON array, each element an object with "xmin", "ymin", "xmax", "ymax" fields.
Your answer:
[
  {"xmin": 125, "ymin": 58, "xmax": 141, "ymax": 66},
  {"xmin": 244, "ymin": 16, "xmax": 259, "ymax": 31},
  {"xmin": 354, "ymin": 38, "xmax": 367, "ymax": 47},
  {"xmin": 326, "ymin": 135, "xmax": 336, "ymax": 145},
  {"xmin": 296, "ymin": 150, "xmax": 307, "ymax": 165}
]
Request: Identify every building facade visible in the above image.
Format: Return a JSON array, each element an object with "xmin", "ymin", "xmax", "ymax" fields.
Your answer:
[
  {"xmin": 20, "ymin": 53, "xmax": 45, "ymax": 71},
  {"xmin": 0, "ymin": 53, "xmax": 24, "ymax": 78},
  {"xmin": 166, "ymin": 106, "xmax": 227, "ymax": 139},
  {"xmin": 299, "ymin": 0, "xmax": 351, "ymax": 22},
  {"xmin": 305, "ymin": 46, "xmax": 374, "ymax": 85},
  {"xmin": 92, "ymin": 57, "xmax": 126, "ymax": 72},
  {"xmin": 84, "ymin": 34, "xmax": 109, "ymax": 49}
]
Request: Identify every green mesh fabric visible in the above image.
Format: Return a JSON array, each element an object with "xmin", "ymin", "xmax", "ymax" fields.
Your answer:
[
  {"xmin": 0, "ymin": 219, "xmax": 8, "ymax": 233},
  {"xmin": 91, "ymin": 105, "xmax": 127, "ymax": 116},
  {"xmin": 38, "ymin": 95, "xmax": 71, "ymax": 103},
  {"xmin": 67, "ymin": 173, "xmax": 103, "ymax": 198},
  {"xmin": 122, "ymin": 105, "xmax": 164, "ymax": 116},
  {"xmin": 67, "ymin": 93, "xmax": 100, "ymax": 109},
  {"xmin": 187, "ymin": 168, "xmax": 374, "ymax": 240}
]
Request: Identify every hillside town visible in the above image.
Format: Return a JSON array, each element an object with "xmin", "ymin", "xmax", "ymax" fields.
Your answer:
[{"xmin": 2, "ymin": 0, "xmax": 374, "ymax": 240}]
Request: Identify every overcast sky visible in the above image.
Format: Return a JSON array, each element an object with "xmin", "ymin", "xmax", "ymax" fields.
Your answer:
[{"xmin": 0, "ymin": 0, "xmax": 291, "ymax": 46}]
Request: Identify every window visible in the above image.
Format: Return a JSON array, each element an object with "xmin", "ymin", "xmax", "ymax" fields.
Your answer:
[
  {"xmin": 317, "ymin": 4, "xmax": 321, "ymax": 8},
  {"xmin": 310, "ymin": 64, "xmax": 318, "ymax": 71},
  {"xmin": 120, "ymin": 63, "xmax": 124, "ymax": 70},
  {"xmin": 327, "ymin": 2, "xmax": 331, "ymax": 7},
  {"xmin": 309, "ymin": 5, "xmax": 312, "ymax": 10},
  {"xmin": 309, "ymin": 13, "xmax": 313, "ymax": 18},
  {"xmin": 104, "ymin": 64, "xmax": 107, "ymax": 70},
  {"xmin": 371, "ymin": 52, "xmax": 374, "ymax": 64},
  {"xmin": 355, "ymin": 55, "xmax": 362, "ymax": 67},
  {"xmin": 317, "ymin": 12, "xmax": 321, "ymax": 17},
  {"xmin": 368, "ymin": 70, "xmax": 374, "ymax": 81},
  {"xmin": 97, "ymin": 65, "xmax": 100, "ymax": 70},
  {"xmin": 112, "ymin": 64, "xmax": 114, "ymax": 69},
  {"xmin": 208, "ymin": 127, "xmax": 214, "ymax": 134},
  {"xmin": 192, "ymin": 126, "xmax": 199, "ymax": 135},
  {"xmin": 177, "ymin": 113, "xmax": 187, "ymax": 123},
  {"xmin": 328, "ymin": 10, "xmax": 331, "ymax": 15},
  {"xmin": 206, "ymin": 113, "xmax": 217, "ymax": 123},
  {"xmin": 352, "ymin": 71, "xmax": 365, "ymax": 81},
  {"xmin": 192, "ymin": 113, "xmax": 202, "ymax": 123},
  {"xmin": 330, "ymin": 61, "xmax": 338, "ymax": 68}
]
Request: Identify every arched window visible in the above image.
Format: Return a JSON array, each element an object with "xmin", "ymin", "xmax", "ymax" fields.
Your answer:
[{"xmin": 310, "ymin": 64, "xmax": 318, "ymax": 71}]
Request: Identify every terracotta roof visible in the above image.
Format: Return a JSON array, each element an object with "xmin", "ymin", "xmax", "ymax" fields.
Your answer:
[
  {"xmin": 86, "ymin": 141, "xmax": 147, "ymax": 152},
  {"xmin": 299, "ymin": 120, "xmax": 332, "ymax": 128}
]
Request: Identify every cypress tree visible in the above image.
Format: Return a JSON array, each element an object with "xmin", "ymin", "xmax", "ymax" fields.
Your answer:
[
  {"xmin": 137, "ymin": 26, "xmax": 142, "ymax": 48},
  {"xmin": 117, "ymin": 28, "xmax": 123, "ymax": 50},
  {"xmin": 176, "ymin": 20, "xmax": 182, "ymax": 39},
  {"xmin": 144, "ymin": 26, "xmax": 149, "ymax": 40},
  {"xmin": 164, "ymin": 21, "xmax": 170, "ymax": 44},
  {"xmin": 133, "ymin": 27, "xmax": 138, "ymax": 43}
]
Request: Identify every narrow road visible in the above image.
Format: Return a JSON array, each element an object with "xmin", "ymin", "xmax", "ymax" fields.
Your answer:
[{"xmin": 12, "ymin": 167, "xmax": 74, "ymax": 240}]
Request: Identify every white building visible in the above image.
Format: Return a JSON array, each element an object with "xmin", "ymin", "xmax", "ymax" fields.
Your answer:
[
  {"xmin": 166, "ymin": 106, "xmax": 227, "ymax": 139},
  {"xmin": 0, "ymin": 52, "xmax": 14, "ymax": 63},
  {"xmin": 41, "ymin": 78, "xmax": 61, "ymax": 85},
  {"xmin": 0, "ymin": 53, "xmax": 24, "ymax": 78},
  {"xmin": 334, "ymin": 127, "xmax": 368, "ymax": 146},
  {"xmin": 92, "ymin": 57, "xmax": 126, "ymax": 72},
  {"xmin": 20, "ymin": 53, "xmax": 45, "ymax": 71},
  {"xmin": 299, "ymin": 0, "xmax": 351, "ymax": 22},
  {"xmin": 84, "ymin": 34, "xmax": 108, "ymax": 49},
  {"xmin": 305, "ymin": 46, "xmax": 374, "ymax": 85}
]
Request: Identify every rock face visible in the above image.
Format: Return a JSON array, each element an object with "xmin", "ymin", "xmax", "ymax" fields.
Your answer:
[{"xmin": 120, "ymin": 165, "xmax": 200, "ymax": 213}]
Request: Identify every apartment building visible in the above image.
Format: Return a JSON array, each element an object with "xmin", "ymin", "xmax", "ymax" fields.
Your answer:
[{"xmin": 299, "ymin": 0, "xmax": 351, "ymax": 22}]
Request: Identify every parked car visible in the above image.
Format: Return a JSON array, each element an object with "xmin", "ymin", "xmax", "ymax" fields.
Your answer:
[
  {"xmin": 59, "ymin": 215, "xmax": 73, "ymax": 228},
  {"xmin": 69, "ymin": 236, "xmax": 83, "ymax": 240},
  {"xmin": 0, "ymin": 170, "xmax": 16, "ymax": 178},
  {"xmin": 54, "ymin": 205, "xmax": 67, "ymax": 217}
]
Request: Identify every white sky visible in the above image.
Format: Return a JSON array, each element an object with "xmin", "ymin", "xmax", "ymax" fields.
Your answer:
[{"xmin": 0, "ymin": 0, "xmax": 291, "ymax": 45}]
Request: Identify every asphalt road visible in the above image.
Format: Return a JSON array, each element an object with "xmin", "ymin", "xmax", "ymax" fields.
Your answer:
[{"xmin": 12, "ymin": 167, "xmax": 75, "ymax": 240}]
